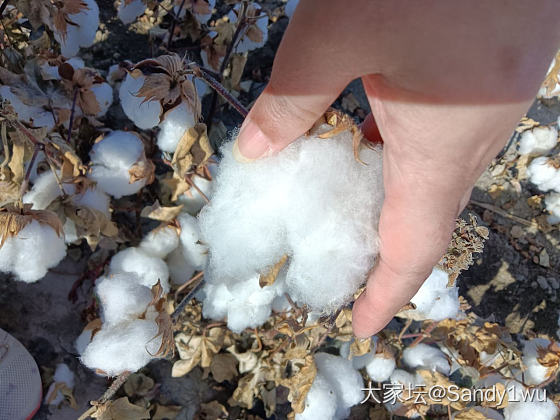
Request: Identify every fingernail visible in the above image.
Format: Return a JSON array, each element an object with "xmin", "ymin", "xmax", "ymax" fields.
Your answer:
[{"xmin": 233, "ymin": 119, "xmax": 271, "ymax": 162}]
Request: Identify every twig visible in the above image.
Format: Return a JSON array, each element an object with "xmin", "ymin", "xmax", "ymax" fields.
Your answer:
[
  {"xmin": 185, "ymin": 175, "xmax": 210, "ymax": 203},
  {"xmin": 205, "ymin": 2, "xmax": 248, "ymax": 129},
  {"xmin": 469, "ymin": 199, "xmax": 537, "ymax": 228},
  {"xmin": 66, "ymin": 87, "xmax": 78, "ymax": 144},
  {"xmin": 168, "ymin": 0, "xmax": 186, "ymax": 49},
  {"xmin": 172, "ymin": 275, "xmax": 204, "ymax": 320},
  {"xmin": 196, "ymin": 66, "xmax": 248, "ymax": 118},
  {"xmin": 18, "ymin": 144, "xmax": 43, "ymax": 199},
  {"xmin": 0, "ymin": 0, "xmax": 9, "ymax": 17},
  {"xmin": 409, "ymin": 321, "xmax": 437, "ymax": 347},
  {"xmin": 312, "ymin": 307, "xmax": 344, "ymax": 352},
  {"xmin": 174, "ymin": 270, "xmax": 204, "ymax": 299},
  {"xmin": 397, "ymin": 318, "xmax": 413, "ymax": 342},
  {"xmin": 98, "ymin": 371, "xmax": 131, "ymax": 404}
]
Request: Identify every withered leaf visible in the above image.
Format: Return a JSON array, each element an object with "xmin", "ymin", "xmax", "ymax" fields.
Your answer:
[
  {"xmin": 259, "ymin": 255, "xmax": 288, "ymax": 288},
  {"xmin": 91, "ymin": 397, "xmax": 150, "ymax": 420},
  {"xmin": 279, "ymin": 355, "xmax": 316, "ymax": 414},
  {"xmin": 140, "ymin": 200, "xmax": 184, "ymax": 222},
  {"xmin": 152, "ymin": 404, "xmax": 183, "ymax": 420},
  {"xmin": 123, "ymin": 373, "xmax": 154, "ymax": 398},
  {"xmin": 172, "ymin": 123, "xmax": 213, "ymax": 177},
  {"xmin": 454, "ymin": 408, "xmax": 500, "ymax": 420},
  {"xmin": 0, "ymin": 205, "xmax": 63, "ymax": 248},
  {"xmin": 128, "ymin": 154, "xmax": 155, "ymax": 185},
  {"xmin": 210, "ymin": 353, "xmax": 238, "ymax": 383}
]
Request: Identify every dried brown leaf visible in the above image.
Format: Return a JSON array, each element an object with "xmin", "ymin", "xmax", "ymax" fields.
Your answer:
[
  {"xmin": 91, "ymin": 397, "xmax": 150, "ymax": 420},
  {"xmin": 210, "ymin": 353, "xmax": 238, "ymax": 383},
  {"xmin": 259, "ymin": 255, "xmax": 288, "ymax": 288},
  {"xmin": 172, "ymin": 123, "xmax": 213, "ymax": 177},
  {"xmin": 140, "ymin": 201, "xmax": 184, "ymax": 222}
]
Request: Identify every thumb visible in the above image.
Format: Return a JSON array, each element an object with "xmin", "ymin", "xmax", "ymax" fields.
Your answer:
[{"xmin": 234, "ymin": 3, "xmax": 352, "ymax": 161}]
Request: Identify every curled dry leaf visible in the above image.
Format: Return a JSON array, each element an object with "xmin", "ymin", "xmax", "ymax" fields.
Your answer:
[
  {"xmin": 200, "ymin": 20, "xmax": 235, "ymax": 71},
  {"xmin": 91, "ymin": 396, "xmax": 150, "ymax": 420},
  {"xmin": 259, "ymin": 255, "xmax": 288, "ymax": 288},
  {"xmin": 542, "ymin": 51, "xmax": 560, "ymax": 97},
  {"xmin": 210, "ymin": 353, "xmax": 238, "ymax": 383},
  {"xmin": 0, "ymin": 204, "xmax": 63, "ymax": 247},
  {"xmin": 140, "ymin": 200, "xmax": 184, "ymax": 222},
  {"xmin": 278, "ymin": 354, "xmax": 316, "ymax": 414},
  {"xmin": 128, "ymin": 153, "xmax": 155, "ymax": 185},
  {"xmin": 536, "ymin": 341, "xmax": 560, "ymax": 380},
  {"xmin": 171, "ymin": 122, "xmax": 213, "ymax": 178},
  {"xmin": 146, "ymin": 281, "xmax": 174, "ymax": 358},
  {"xmin": 59, "ymin": 65, "xmax": 106, "ymax": 116}
]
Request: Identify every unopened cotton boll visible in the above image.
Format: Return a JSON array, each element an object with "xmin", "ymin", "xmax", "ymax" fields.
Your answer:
[
  {"xmin": 89, "ymin": 130, "xmax": 150, "ymax": 198},
  {"xmin": 519, "ymin": 126, "xmax": 558, "ymax": 155},
  {"xmin": 545, "ymin": 192, "xmax": 560, "ymax": 224},
  {"xmin": 81, "ymin": 318, "xmax": 161, "ymax": 376},
  {"xmin": 117, "ymin": 0, "xmax": 146, "ymax": 24},
  {"xmin": 178, "ymin": 213, "xmax": 208, "ymax": 270},
  {"xmin": 90, "ymin": 82, "xmax": 113, "ymax": 117},
  {"xmin": 199, "ymin": 128, "xmax": 384, "ymax": 313},
  {"xmin": 96, "ymin": 273, "xmax": 153, "ymax": 326},
  {"xmin": 53, "ymin": 0, "xmax": 99, "ymax": 57},
  {"xmin": 45, "ymin": 363, "xmax": 74, "ymax": 405},
  {"xmin": 157, "ymin": 101, "xmax": 196, "ymax": 153},
  {"xmin": 402, "ymin": 267, "xmax": 460, "ymax": 321},
  {"xmin": 139, "ymin": 226, "xmax": 180, "ymax": 259},
  {"xmin": 0, "ymin": 220, "xmax": 66, "ymax": 282},
  {"xmin": 228, "ymin": 3, "xmax": 268, "ymax": 53},
  {"xmin": 402, "ymin": 343, "xmax": 450, "ymax": 375},
  {"xmin": 109, "ymin": 247, "xmax": 170, "ymax": 292},
  {"xmin": 0, "ymin": 86, "xmax": 55, "ymax": 130},
  {"xmin": 119, "ymin": 73, "xmax": 162, "ymax": 129},
  {"xmin": 527, "ymin": 156, "xmax": 560, "ymax": 193}
]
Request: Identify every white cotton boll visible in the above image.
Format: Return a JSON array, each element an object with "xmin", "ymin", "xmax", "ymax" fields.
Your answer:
[
  {"xmin": 519, "ymin": 338, "xmax": 552, "ymax": 386},
  {"xmin": 0, "ymin": 220, "xmax": 66, "ymax": 283},
  {"xmin": 166, "ymin": 246, "xmax": 196, "ymax": 285},
  {"xmin": 527, "ymin": 157, "xmax": 560, "ymax": 193},
  {"xmin": 365, "ymin": 355, "xmax": 396, "ymax": 382},
  {"xmin": 178, "ymin": 213, "xmax": 208, "ymax": 270},
  {"xmin": 119, "ymin": 73, "xmax": 162, "ymax": 129},
  {"xmin": 177, "ymin": 174, "xmax": 213, "ymax": 215},
  {"xmin": 390, "ymin": 369, "xmax": 420, "ymax": 387},
  {"xmin": 89, "ymin": 130, "xmax": 148, "ymax": 198},
  {"xmin": 545, "ymin": 192, "xmax": 560, "ymax": 224},
  {"xmin": 296, "ymin": 373, "xmax": 338, "ymax": 420},
  {"xmin": 95, "ymin": 273, "xmax": 153, "ymax": 326},
  {"xmin": 199, "ymin": 129, "xmax": 383, "ymax": 313},
  {"xmin": 91, "ymin": 82, "xmax": 113, "ymax": 117},
  {"xmin": 110, "ymin": 247, "xmax": 170, "ymax": 292},
  {"xmin": 504, "ymin": 399, "xmax": 558, "ymax": 420},
  {"xmin": 285, "ymin": 0, "xmax": 299, "ymax": 19},
  {"xmin": 402, "ymin": 343, "xmax": 450, "ymax": 375},
  {"xmin": 0, "ymin": 86, "xmax": 55, "ymax": 130},
  {"xmin": 118, "ymin": 0, "xmax": 146, "ymax": 24},
  {"xmin": 314, "ymin": 353, "xmax": 364, "ymax": 419},
  {"xmin": 339, "ymin": 341, "xmax": 374, "ymax": 370},
  {"xmin": 140, "ymin": 226, "xmax": 179, "ymax": 259},
  {"xmin": 518, "ymin": 126, "xmax": 558, "ymax": 155},
  {"xmin": 81, "ymin": 319, "xmax": 161, "ymax": 376},
  {"xmin": 157, "ymin": 101, "xmax": 196, "ymax": 153},
  {"xmin": 54, "ymin": 0, "xmax": 99, "ymax": 57},
  {"xmin": 72, "ymin": 187, "xmax": 111, "ymax": 217},
  {"xmin": 45, "ymin": 363, "xmax": 74, "ymax": 405},
  {"xmin": 403, "ymin": 267, "xmax": 460, "ymax": 321},
  {"xmin": 201, "ymin": 282, "xmax": 232, "ymax": 320},
  {"xmin": 23, "ymin": 171, "xmax": 74, "ymax": 210},
  {"xmin": 228, "ymin": 3, "xmax": 268, "ymax": 53}
]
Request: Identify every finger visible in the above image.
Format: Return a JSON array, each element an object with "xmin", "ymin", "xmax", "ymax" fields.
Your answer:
[
  {"xmin": 352, "ymin": 183, "xmax": 460, "ymax": 338},
  {"xmin": 234, "ymin": 2, "xmax": 355, "ymax": 161}
]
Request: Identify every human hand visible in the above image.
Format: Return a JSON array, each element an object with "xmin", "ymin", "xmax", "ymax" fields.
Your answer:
[{"xmin": 234, "ymin": 0, "xmax": 560, "ymax": 337}]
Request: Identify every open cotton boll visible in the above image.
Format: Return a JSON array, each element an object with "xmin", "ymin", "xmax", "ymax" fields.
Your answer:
[
  {"xmin": 400, "ymin": 267, "xmax": 460, "ymax": 321},
  {"xmin": 89, "ymin": 130, "xmax": 149, "ymax": 198},
  {"xmin": 228, "ymin": 3, "xmax": 268, "ymax": 53},
  {"xmin": 109, "ymin": 247, "xmax": 170, "ymax": 292},
  {"xmin": 45, "ymin": 363, "xmax": 74, "ymax": 405},
  {"xmin": 90, "ymin": 82, "xmax": 113, "ymax": 117},
  {"xmin": 96, "ymin": 273, "xmax": 153, "ymax": 326},
  {"xmin": 53, "ymin": 0, "xmax": 99, "ymax": 57},
  {"xmin": 199, "ymin": 128, "xmax": 383, "ymax": 313},
  {"xmin": 117, "ymin": 0, "xmax": 146, "ymax": 24},
  {"xmin": 177, "ymin": 174, "xmax": 213, "ymax": 215},
  {"xmin": 313, "ymin": 353, "xmax": 364, "ymax": 419},
  {"xmin": 119, "ymin": 73, "xmax": 162, "ymax": 129},
  {"xmin": 402, "ymin": 343, "xmax": 450, "ymax": 375},
  {"xmin": 504, "ymin": 399, "xmax": 558, "ymax": 420},
  {"xmin": 519, "ymin": 338, "xmax": 552, "ymax": 386},
  {"xmin": 23, "ymin": 171, "xmax": 74, "ymax": 210},
  {"xmin": 285, "ymin": 0, "xmax": 299, "ymax": 19},
  {"xmin": 140, "ymin": 226, "xmax": 179, "ymax": 259},
  {"xmin": 527, "ymin": 157, "xmax": 560, "ymax": 193},
  {"xmin": 167, "ymin": 247, "xmax": 196, "ymax": 285},
  {"xmin": 178, "ymin": 213, "xmax": 208, "ymax": 270},
  {"xmin": 81, "ymin": 318, "xmax": 161, "ymax": 376},
  {"xmin": 519, "ymin": 126, "xmax": 558, "ymax": 155},
  {"xmin": 0, "ymin": 220, "xmax": 66, "ymax": 283},
  {"xmin": 365, "ymin": 354, "xmax": 396, "ymax": 382},
  {"xmin": 72, "ymin": 187, "xmax": 111, "ymax": 217},
  {"xmin": 545, "ymin": 192, "xmax": 560, "ymax": 224},
  {"xmin": 0, "ymin": 86, "xmax": 55, "ymax": 130},
  {"xmin": 157, "ymin": 101, "xmax": 196, "ymax": 153},
  {"xmin": 296, "ymin": 374, "xmax": 338, "ymax": 420}
]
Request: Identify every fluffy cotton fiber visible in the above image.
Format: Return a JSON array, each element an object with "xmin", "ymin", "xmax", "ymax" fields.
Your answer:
[
  {"xmin": 545, "ymin": 192, "xmax": 560, "ymax": 224},
  {"xmin": 109, "ymin": 247, "xmax": 170, "ymax": 292},
  {"xmin": 297, "ymin": 353, "xmax": 364, "ymax": 420},
  {"xmin": 402, "ymin": 343, "xmax": 451, "ymax": 375},
  {"xmin": 157, "ymin": 101, "xmax": 196, "ymax": 153},
  {"xmin": 527, "ymin": 156, "xmax": 560, "ymax": 193},
  {"xmin": 518, "ymin": 338, "xmax": 552, "ymax": 386},
  {"xmin": 89, "ymin": 130, "xmax": 149, "ymax": 198},
  {"xmin": 139, "ymin": 225, "xmax": 180, "ymax": 259},
  {"xmin": 0, "ymin": 86, "xmax": 55, "ymax": 130},
  {"xmin": 518, "ymin": 126, "xmax": 558, "ymax": 155},
  {"xmin": 400, "ymin": 267, "xmax": 460, "ymax": 321},
  {"xmin": 199, "ymin": 127, "xmax": 384, "ymax": 313},
  {"xmin": 0, "ymin": 220, "xmax": 66, "ymax": 282},
  {"xmin": 53, "ymin": 0, "xmax": 99, "ymax": 57},
  {"xmin": 119, "ymin": 73, "xmax": 162, "ymax": 129}
]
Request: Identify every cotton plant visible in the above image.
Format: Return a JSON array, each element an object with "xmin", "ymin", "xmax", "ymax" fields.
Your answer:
[
  {"xmin": 173, "ymin": 0, "xmax": 216, "ymax": 25},
  {"xmin": 199, "ymin": 118, "xmax": 384, "ymax": 314},
  {"xmin": 50, "ymin": 0, "xmax": 100, "ymax": 57},
  {"xmin": 297, "ymin": 353, "xmax": 364, "ymax": 420},
  {"xmin": 516, "ymin": 338, "xmax": 560, "ymax": 386},
  {"xmin": 527, "ymin": 156, "xmax": 560, "ymax": 193},
  {"xmin": 0, "ymin": 206, "xmax": 66, "ymax": 282},
  {"xmin": 119, "ymin": 55, "xmax": 202, "ymax": 153},
  {"xmin": 228, "ymin": 3, "xmax": 269, "ymax": 54},
  {"xmin": 89, "ymin": 130, "xmax": 154, "ymax": 198},
  {"xmin": 402, "ymin": 343, "xmax": 451, "ymax": 375}
]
